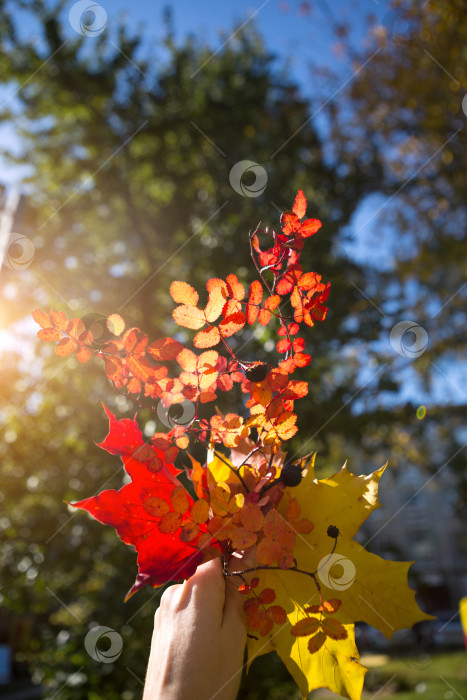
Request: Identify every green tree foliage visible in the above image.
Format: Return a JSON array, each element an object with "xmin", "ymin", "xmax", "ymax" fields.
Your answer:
[{"xmin": 319, "ymin": 0, "xmax": 467, "ymax": 507}]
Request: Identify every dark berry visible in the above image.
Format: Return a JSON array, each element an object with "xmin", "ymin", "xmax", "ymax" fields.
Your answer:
[
  {"xmin": 244, "ymin": 363, "xmax": 269, "ymax": 383},
  {"xmin": 327, "ymin": 525, "xmax": 340, "ymax": 539},
  {"xmin": 280, "ymin": 463, "xmax": 303, "ymax": 487}
]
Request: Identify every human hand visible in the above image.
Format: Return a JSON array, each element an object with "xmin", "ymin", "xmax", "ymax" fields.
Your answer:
[{"xmin": 142, "ymin": 557, "xmax": 247, "ymax": 700}]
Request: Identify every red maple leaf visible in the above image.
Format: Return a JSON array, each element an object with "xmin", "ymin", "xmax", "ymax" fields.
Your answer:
[{"xmin": 71, "ymin": 406, "xmax": 218, "ymax": 599}]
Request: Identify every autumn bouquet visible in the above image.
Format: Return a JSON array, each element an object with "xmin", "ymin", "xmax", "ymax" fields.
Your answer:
[{"xmin": 33, "ymin": 191, "xmax": 430, "ymax": 699}]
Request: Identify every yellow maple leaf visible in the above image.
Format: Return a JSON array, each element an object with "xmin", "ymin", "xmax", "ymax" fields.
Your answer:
[{"xmin": 244, "ymin": 459, "xmax": 433, "ymax": 699}]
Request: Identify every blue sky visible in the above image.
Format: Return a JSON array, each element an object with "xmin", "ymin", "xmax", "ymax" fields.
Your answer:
[{"xmin": 1, "ymin": 0, "xmax": 387, "ymax": 248}]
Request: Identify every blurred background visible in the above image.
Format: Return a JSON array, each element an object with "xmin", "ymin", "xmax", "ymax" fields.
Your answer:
[{"xmin": 0, "ymin": 0, "xmax": 466, "ymax": 698}]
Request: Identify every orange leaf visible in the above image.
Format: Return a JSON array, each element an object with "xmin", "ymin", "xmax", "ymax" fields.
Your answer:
[
  {"xmin": 226, "ymin": 273, "xmax": 245, "ymax": 301},
  {"xmin": 268, "ymin": 371, "xmax": 289, "ymax": 392},
  {"xmin": 180, "ymin": 523, "xmax": 199, "ymax": 542},
  {"xmin": 297, "ymin": 272, "xmax": 319, "ymax": 290},
  {"xmin": 246, "ymin": 280, "xmax": 262, "ymax": 324},
  {"xmin": 50, "ymin": 309, "xmax": 68, "ymax": 331},
  {"xmin": 171, "ymin": 486, "xmax": 190, "ymax": 514},
  {"xmin": 307, "ymin": 631, "xmax": 326, "ymax": 653},
  {"xmin": 148, "ymin": 337, "xmax": 184, "ymax": 361},
  {"xmin": 172, "ymin": 305, "xmax": 205, "ymax": 330},
  {"xmin": 204, "ymin": 286, "xmax": 226, "ymax": 323},
  {"xmin": 67, "ymin": 318, "xmax": 86, "ymax": 340},
  {"xmin": 122, "ymin": 328, "xmax": 148, "ymax": 354},
  {"xmin": 180, "ymin": 523, "xmax": 200, "ymax": 542},
  {"xmin": 143, "ymin": 497, "xmax": 170, "ymax": 517},
  {"xmin": 256, "ymin": 538, "xmax": 281, "ymax": 566},
  {"xmin": 76, "ymin": 346, "xmax": 92, "ymax": 363},
  {"xmin": 219, "ymin": 311, "xmax": 246, "ymax": 338},
  {"xmin": 199, "ymin": 391, "xmax": 217, "ymax": 404},
  {"xmin": 164, "ymin": 446, "xmax": 179, "ymax": 464},
  {"xmin": 126, "ymin": 377, "xmax": 142, "ymax": 393},
  {"xmin": 292, "ymin": 190, "xmax": 307, "ymax": 219},
  {"xmin": 278, "ymin": 358, "xmax": 296, "ymax": 373},
  {"xmin": 240, "ymin": 503, "xmax": 264, "ymax": 533},
  {"xmin": 275, "ymin": 411, "xmax": 297, "ymax": 436},
  {"xmin": 170, "ymin": 280, "xmax": 199, "ymax": 306},
  {"xmin": 299, "ymin": 218, "xmax": 321, "ymax": 237},
  {"xmin": 282, "ymin": 381, "xmax": 308, "ymax": 400},
  {"xmin": 159, "ymin": 511, "xmax": 182, "ymax": 534},
  {"xmin": 286, "ymin": 498, "xmax": 300, "ymax": 522},
  {"xmin": 321, "ymin": 617, "xmax": 348, "ymax": 640},
  {"xmin": 175, "ymin": 435, "xmax": 189, "ymax": 449},
  {"xmin": 276, "ymin": 338, "xmax": 291, "ymax": 353},
  {"xmin": 177, "ymin": 348, "xmax": 198, "ymax": 372},
  {"xmin": 198, "ymin": 350, "xmax": 219, "ymax": 371},
  {"xmin": 248, "ymin": 280, "xmax": 263, "ymax": 304},
  {"xmin": 190, "ymin": 499, "xmax": 210, "ymax": 524},
  {"xmin": 55, "ymin": 337, "xmax": 77, "ymax": 357},
  {"xmin": 258, "ymin": 308, "xmax": 271, "ymax": 326},
  {"xmin": 152, "ymin": 435, "xmax": 171, "ymax": 450},
  {"xmin": 32, "ymin": 309, "xmax": 51, "ymax": 329},
  {"xmin": 295, "ymin": 518, "xmax": 314, "ymax": 534},
  {"xmin": 259, "ymin": 616, "xmax": 274, "ymax": 636},
  {"xmin": 193, "ymin": 326, "xmax": 220, "ymax": 349},
  {"xmin": 293, "ymin": 352, "xmax": 312, "ymax": 368},
  {"xmin": 258, "ymin": 588, "xmax": 276, "ymax": 604},
  {"xmin": 291, "ymin": 617, "xmax": 320, "ymax": 637},
  {"xmin": 322, "ymin": 599, "xmax": 342, "ymax": 614},
  {"xmin": 263, "ymin": 295, "xmax": 281, "ymax": 311},
  {"xmin": 230, "ymin": 527, "xmax": 258, "ymax": 550},
  {"xmin": 126, "ymin": 355, "xmax": 155, "ymax": 383},
  {"xmin": 244, "ymin": 598, "xmax": 260, "ymax": 615},
  {"xmin": 206, "ymin": 277, "xmax": 227, "ymax": 293},
  {"xmin": 267, "ymin": 605, "xmax": 287, "ymax": 624},
  {"xmin": 263, "ymin": 510, "xmax": 295, "ymax": 550},
  {"xmin": 37, "ymin": 328, "xmax": 62, "ymax": 342},
  {"xmin": 281, "ymin": 211, "xmax": 300, "ymax": 235},
  {"xmin": 107, "ymin": 313, "xmax": 125, "ymax": 336}
]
